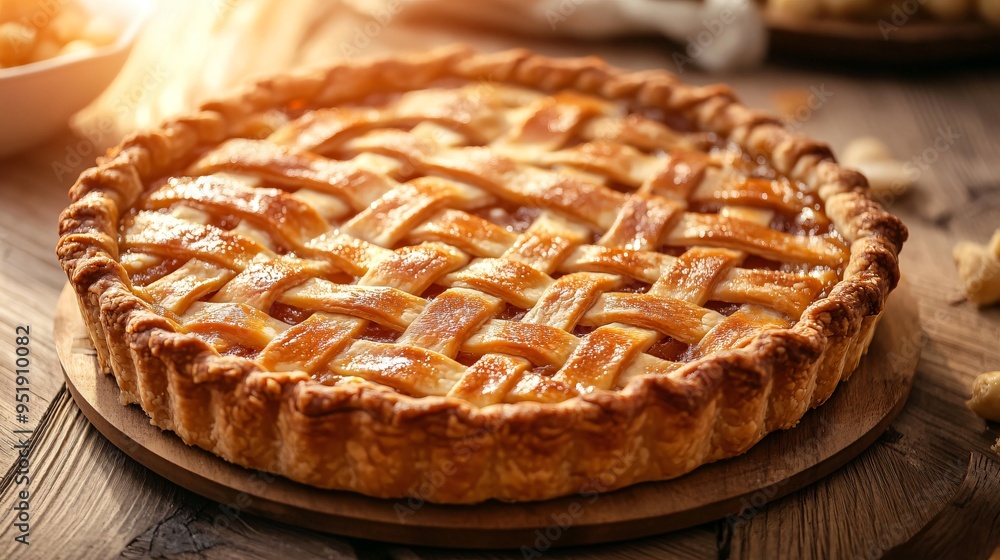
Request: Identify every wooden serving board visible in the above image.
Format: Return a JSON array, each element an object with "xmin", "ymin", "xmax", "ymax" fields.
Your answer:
[
  {"xmin": 765, "ymin": 13, "xmax": 1000, "ymax": 64},
  {"xmin": 53, "ymin": 282, "xmax": 919, "ymax": 549}
]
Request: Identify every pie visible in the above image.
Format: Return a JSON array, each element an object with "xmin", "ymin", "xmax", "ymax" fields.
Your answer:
[{"xmin": 57, "ymin": 46, "xmax": 906, "ymax": 504}]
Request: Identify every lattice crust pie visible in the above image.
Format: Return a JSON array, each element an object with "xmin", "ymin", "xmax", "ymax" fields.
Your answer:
[{"xmin": 57, "ymin": 46, "xmax": 906, "ymax": 504}]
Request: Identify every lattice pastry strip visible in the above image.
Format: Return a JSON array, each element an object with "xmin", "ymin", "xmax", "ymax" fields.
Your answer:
[
  {"xmin": 180, "ymin": 302, "xmax": 289, "ymax": 354},
  {"xmin": 140, "ymin": 259, "xmax": 235, "ymax": 315},
  {"xmin": 396, "ymin": 288, "xmax": 504, "ymax": 357},
  {"xmin": 123, "ymin": 210, "xmax": 273, "ymax": 270},
  {"xmin": 408, "ymin": 209, "xmax": 519, "ymax": 258},
  {"xmin": 143, "ymin": 176, "xmax": 329, "ymax": 248},
  {"xmin": 189, "ymin": 138, "xmax": 404, "ymax": 212},
  {"xmin": 211, "ymin": 257, "xmax": 334, "ymax": 311},
  {"xmin": 489, "ymin": 91, "xmax": 611, "ymax": 154},
  {"xmin": 663, "ymin": 213, "xmax": 844, "ymax": 266},
  {"xmin": 340, "ymin": 176, "xmax": 494, "ymax": 247}
]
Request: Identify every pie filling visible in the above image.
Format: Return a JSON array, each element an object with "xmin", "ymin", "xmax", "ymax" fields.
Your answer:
[{"xmin": 118, "ymin": 81, "xmax": 849, "ymax": 407}]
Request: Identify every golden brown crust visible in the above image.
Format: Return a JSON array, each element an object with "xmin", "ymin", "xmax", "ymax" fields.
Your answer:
[{"xmin": 57, "ymin": 45, "xmax": 906, "ymax": 504}]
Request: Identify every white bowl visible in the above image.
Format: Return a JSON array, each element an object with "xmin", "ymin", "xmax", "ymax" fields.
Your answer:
[{"xmin": 0, "ymin": 0, "xmax": 154, "ymax": 158}]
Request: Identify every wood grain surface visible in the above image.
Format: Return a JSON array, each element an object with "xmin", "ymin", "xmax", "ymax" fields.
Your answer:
[
  {"xmin": 884, "ymin": 452, "xmax": 1000, "ymax": 560},
  {"xmin": 53, "ymin": 283, "xmax": 919, "ymax": 549},
  {"xmin": 1, "ymin": 1, "xmax": 999, "ymax": 558}
]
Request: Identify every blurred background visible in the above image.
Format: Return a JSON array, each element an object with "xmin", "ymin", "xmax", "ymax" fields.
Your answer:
[
  {"xmin": 1, "ymin": 1, "xmax": 999, "ymax": 558},
  {"xmin": 1, "ymin": 0, "xmax": 998, "ymax": 157},
  {"xmin": 1, "ymin": 0, "xmax": 997, "ymax": 229}
]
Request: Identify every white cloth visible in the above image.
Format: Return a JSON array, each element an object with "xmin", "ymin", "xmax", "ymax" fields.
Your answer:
[{"xmin": 347, "ymin": 0, "xmax": 768, "ymax": 72}]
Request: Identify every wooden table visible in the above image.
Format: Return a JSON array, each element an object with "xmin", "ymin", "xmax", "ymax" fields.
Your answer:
[{"xmin": 1, "ymin": 2, "xmax": 999, "ymax": 558}]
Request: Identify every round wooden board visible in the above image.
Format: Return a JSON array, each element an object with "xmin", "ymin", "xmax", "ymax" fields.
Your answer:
[{"xmin": 54, "ymin": 282, "xmax": 919, "ymax": 549}]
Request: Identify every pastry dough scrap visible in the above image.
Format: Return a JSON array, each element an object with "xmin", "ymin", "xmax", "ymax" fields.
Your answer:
[{"xmin": 954, "ymin": 230, "xmax": 1000, "ymax": 306}]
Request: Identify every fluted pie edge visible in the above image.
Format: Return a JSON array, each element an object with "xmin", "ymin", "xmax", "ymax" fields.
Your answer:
[{"xmin": 56, "ymin": 45, "xmax": 906, "ymax": 504}]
